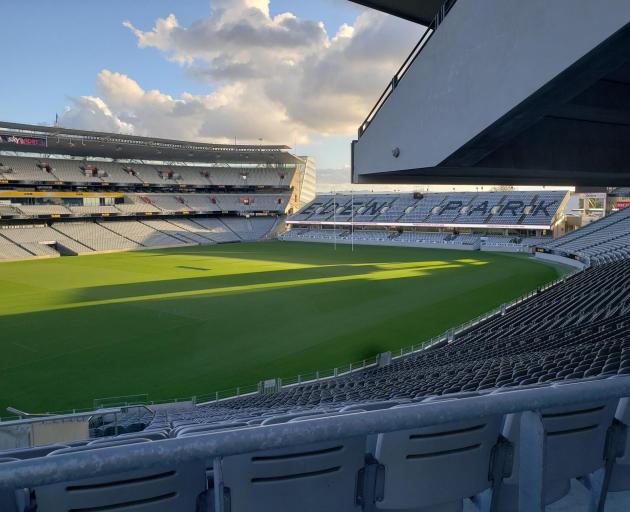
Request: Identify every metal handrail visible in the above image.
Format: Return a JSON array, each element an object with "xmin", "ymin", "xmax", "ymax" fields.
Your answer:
[
  {"xmin": 2, "ymin": 375, "xmax": 630, "ymax": 490},
  {"xmin": 358, "ymin": 0, "xmax": 459, "ymax": 138},
  {"xmin": 0, "ymin": 408, "xmax": 123, "ymax": 427}
]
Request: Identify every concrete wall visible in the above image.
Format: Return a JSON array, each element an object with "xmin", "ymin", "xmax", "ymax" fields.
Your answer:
[
  {"xmin": 0, "ymin": 419, "xmax": 90, "ymax": 449},
  {"xmin": 534, "ymin": 252, "xmax": 587, "ymax": 269},
  {"xmin": 284, "ymin": 238, "xmax": 476, "ymax": 251},
  {"xmin": 32, "ymin": 420, "xmax": 89, "ymax": 447},
  {"xmin": 0, "ymin": 425, "xmax": 30, "ymax": 451},
  {"xmin": 354, "ymin": 0, "xmax": 630, "ymax": 179},
  {"xmin": 480, "ymin": 245, "xmax": 526, "ymax": 253}
]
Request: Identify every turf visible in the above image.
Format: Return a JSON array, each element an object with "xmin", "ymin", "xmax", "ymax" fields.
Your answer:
[{"xmin": 0, "ymin": 241, "xmax": 565, "ymax": 414}]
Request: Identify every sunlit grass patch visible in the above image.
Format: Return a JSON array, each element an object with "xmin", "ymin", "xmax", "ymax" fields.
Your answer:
[{"xmin": 0, "ymin": 241, "xmax": 563, "ymax": 413}]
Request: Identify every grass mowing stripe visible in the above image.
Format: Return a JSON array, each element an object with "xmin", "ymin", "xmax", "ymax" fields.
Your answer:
[{"xmin": 0, "ymin": 242, "xmax": 564, "ymax": 413}]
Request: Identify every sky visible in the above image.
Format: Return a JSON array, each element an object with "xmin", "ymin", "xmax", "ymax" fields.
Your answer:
[{"xmin": 0, "ymin": 0, "xmax": 423, "ymax": 185}]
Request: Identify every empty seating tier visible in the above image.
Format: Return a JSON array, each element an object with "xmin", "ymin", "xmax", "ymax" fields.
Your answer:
[
  {"xmin": 540, "ymin": 207, "xmax": 630, "ymax": 264},
  {"xmin": 52, "ymin": 222, "xmax": 142, "ymax": 252},
  {"xmin": 2, "ymin": 201, "xmax": 630, "ymax": 511},
  {"xmin": 0, "ymin": 226, "xmax": 91, "ymax": 256},
  {"xmin": 290, "ymin": 191, "xmax": 567, "ymax": 227},
  {"xmin": 99, "ymin": 221, "xmax": 186, "ymax": 248},
  {"xmin": 0, "ymin": 156, "xmax": 297, "ymax": 188},
  {"xmin": 281, "ymin": 228, "xmax": 550, "ymax": 250},
  {"xmin": 180, "ymin": 259, "xmax": 630, "ymax": 419},
  {"xmin": 0, "ymin": 217, "xmax": 277, "ymax": 260}
]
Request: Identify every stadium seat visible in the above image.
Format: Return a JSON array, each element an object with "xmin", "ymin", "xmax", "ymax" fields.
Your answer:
[
  {"xmin": 372, "ymin": 414, "xmax": 504, "ymax": 511},
  {"xmin": 0, "ymin": 444, "xmax": 69, "ymax": 460},
  {"xmin": 47, "ymin": 438, "xmax": 152, "ymax": 455},
  {"xmin": 32, "ymin": 441, "xmax": 207, "ymax": 511},
  {"xmin": 88, "ymin": 431, "xmax": 169, "ymax": 444},
  {"xmin": 284, "ymin": 191, "xmax": 568, "ymax": 250},
  {"xmin": 214, "ymin": 436, "xmax": 367, "ymax": 512},
  {"xmin": 175, "ymin": 422, "xmax": 250, "ymax": 437},
  {"xmin": 340, "ymin": 400, "xmax": 408, "ymax": 412},
  {"xmin": 608, "ymin": 398, "xmax": 630, "ymax": 492},
  {"xmin": 260, "ymin": 411, "xmax": 336, "ymax": 425},
  {"xmin": 495, "ymin": 397, "xmax": 618, "ymax": 510},
  {"xmin": 173, "ymin": 422, "xmax": 247, "ymax": 436}
]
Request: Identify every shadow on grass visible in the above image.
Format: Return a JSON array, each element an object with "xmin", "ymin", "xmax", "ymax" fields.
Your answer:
[
  {"xmin": 133, "ymin": 240, "xmax": 494, "ymax": 266},
  {"xmin": 49, "ymin": 260, "xmax": 476, "ymax": 310},
  {"xmin": 0, "ymin": 260, "xmax": 527, "ymax": 414},
  {"xmin": 0, "ymin": 243, "xmax": 560, "ymax": 413}
]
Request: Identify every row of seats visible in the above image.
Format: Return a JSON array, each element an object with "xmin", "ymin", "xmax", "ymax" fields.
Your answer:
[
  {"xmin": 2, "ymin": 196, "xmax": 628, "ymax": 510},
  {"xmin": 0, "ymin": 217, "xmax": 276, "ymax": 259},
  {"xmin": 0, "ymin": 155, "xmax": 297, "ymax": 187},
  {"xmin": 280, "ymin": 227, "xmax": 550, "ymax": 249},
  {"xmin": 4, "ymin": 385, "xmax": 630, "ymax": 511},
  {"xmin": 540, "ymin": 207, "xmax": 630, "ymax": 264},
  {"xmin": 0, "ymin": 225, "xmax": 90, "ymax": 256},
  {"xmin": 159, "ymin": 254, "xmax": 629, "ymax": 423},
  {"xmin": 291, "ymin": 191, "xmax": 566, "ymax": 227},
  {"xmin": 0, "ymin": 193, "xmax": 290, "ymax": 218}
]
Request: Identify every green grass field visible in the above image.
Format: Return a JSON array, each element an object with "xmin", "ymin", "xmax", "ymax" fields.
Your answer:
[{"xmin": 0, "ymin": 241, "xmax": 565, "ymax": 414}]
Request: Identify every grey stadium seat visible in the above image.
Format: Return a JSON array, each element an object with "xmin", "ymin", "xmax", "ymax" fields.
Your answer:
[
  {"xmin": 259, "ymin": 410, "xmax": 335, "ymax": 425},
  {"xmin": 0, "ymin": 444, "xmax": 68, "ymax": 460},
  {"xmin": 89, "ymin": 430, "xmax": 169, "ymax": 444},
  {"xmin": 495, "ymin": 398, "xmax": 617, "ymax": 510},
  {"xmin": 608, "ymin": 397, "xmax": 630, "ymax": 492},
  {"xmin": 49, "ymin": 437, "xmax": 152, "ymax": 454},
  {"xmin": 32, "ymin": 441, "xmax": 207, "ymax": 511},
  {"xmin": 373, "ymin": 414, "xmax": 504, "ymax": 511},
  {"xmin": 214, "ymin": 436, "xmax": 367, "ymax": 512},
  {"xmin": 174, "ymin": 422, "xmax": 248, "ymax": 437}
]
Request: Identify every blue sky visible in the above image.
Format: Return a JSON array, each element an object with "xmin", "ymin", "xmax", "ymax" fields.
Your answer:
[{"xmin": 0, "ymin": 1, "xmax": 418, "ymax": 174}]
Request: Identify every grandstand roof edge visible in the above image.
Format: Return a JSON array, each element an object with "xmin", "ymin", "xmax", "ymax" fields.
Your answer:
[
  {"xmin": 0, "ymin": 121, "xmax": 303, "ymax": 164},
  {"xmin": 348, "ymin": 0, "xmax": 441, "ymax": 25}
]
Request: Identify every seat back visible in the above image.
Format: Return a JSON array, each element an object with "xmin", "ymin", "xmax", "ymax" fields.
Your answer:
[
  {"xmin": 288, "ymin": 410, "xmax": 363, "ymax": 423},
  {"xmin": 218, "ymin": 436, "xmax": 366, "ymax": 512},
  {"xmin": 542, "ymin": 399, "xmax": 617, "ymax": 501},
  {"xmin": 34, "ymin": 442, "xmax": 207, "ymax": 511},
  {"xmin": 609, "ymin": 397, "xmax": 630, "ymax": 491},
  {"xmin": 374, "ymin": 415, "xmax": 503, "ymax": 510},
  {"xmin": 260, "ymin": 411, "xmax": 333, "ymax": 425},
  {"xmin": 340, "ymin": 400, "xmax": 404, "ymax": 412},
  {"xmin": 0, "ymin": 444, "xmax": 68, "ymax": 460},
  {"xmin": 50, "ymin": 438, "xmax": 151, "ymax": 455},
  {"xmin": 175, "ymin": 422, "xmax": 248, "ymax": 437},
  {"xmin": 180, "ymin": 426, "xmax": 249, "ymax": 438},
  {"xmin": 89, "ymin": 430, "xmax": 169, "ymax": 444},
  {"xmin": 500, "ymin": 399, "xmax": 617, "ymax": 507},
  {"xmin": 64, "ymin": 440, "xmax": 92, "ymax": 448}
]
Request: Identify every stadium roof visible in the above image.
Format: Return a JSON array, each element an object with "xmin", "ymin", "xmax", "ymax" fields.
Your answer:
[
  {"xmin": 349, "ymin": 0, "xmax": 443, "ymax": 25},
  {"xmin": 0, "ymin": 121, "xmax": 302, "ymax": 165}
]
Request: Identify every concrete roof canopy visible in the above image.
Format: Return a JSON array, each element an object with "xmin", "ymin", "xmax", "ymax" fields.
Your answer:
[
  {"xmin": 0, "ymin": 121, "xmax": 301, "ymax": 165},
  {"xmin": 349, "ymin": 0, "xmax": 444, "ymax": 25}
]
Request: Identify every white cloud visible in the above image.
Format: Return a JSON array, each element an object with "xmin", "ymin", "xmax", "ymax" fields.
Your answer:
[
  {"xmin": 61, "ymin": 0, "xmax": 421, "ymax": 145},
  {"xmin": 62, "ymin": 70, "xmax": 306, "ymax": 144},
  {"xmin": 60, "ymin": 96, "xmax": 134, "ymax": 134}
]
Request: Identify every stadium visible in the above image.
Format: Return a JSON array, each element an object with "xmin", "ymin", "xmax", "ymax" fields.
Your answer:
[{"xmin": 1, "ymin": 1, "xmax": 630, "ymax": 512}]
